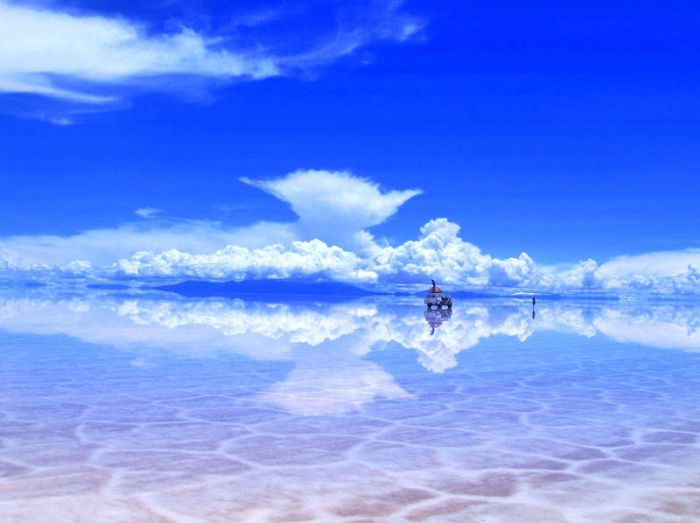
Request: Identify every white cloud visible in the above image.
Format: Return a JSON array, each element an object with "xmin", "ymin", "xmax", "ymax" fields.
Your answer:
[
  {"xmin": 101, "ymin": 219, "xmax": 700, "ymax": 294},
  {"xmin": 241, "ymin": 169, "xmax": 421, "ymax": 248},
  {"xmin": 47, "ymin": 115, "xmax": 74, "ymax": 126},
  {"xmin": 0, "ymin": 220, "xmax": 248, "ymax": 268},
  {"xmin": 1, "ymin": 168, "xmax": 700, "ymax": 295},
  {"xmin": 0, "ymin": 74, "xmax": 114, "ymax": 104},
  {"xmin": 271, "ymin": 0, "xmax": 424, "ymax": 71},
  {"xmin": 0, "ymin": 214, "xmax": 303, "ymax": 272},
  {"xmin": 0, "ymin": 0, "xmax": 422, "ymax": 108},
  {"xmin": 596, "ymin": 250, "xmax": 700, "ymax": 291},
  {"xmin": 134, "ymin": 207, "xmax": 162, "ymax": 218},
  {"xmin": 365, "ymin": 218, "xmax": 536, "ymax": 286},
  {"xmin": 111, "ymin": 240, "xmax": 376, "ymax": 283},
  {"xmin": 0, "ymin": 1, "xmax": 276, "ymax": 102},
  {"xmin": 0, "ymin": 169, "xmax": 416, "ymax": 278}
]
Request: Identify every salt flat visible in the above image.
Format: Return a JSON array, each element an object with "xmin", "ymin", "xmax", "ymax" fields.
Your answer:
[{"xmin": 1, "ymin": 291, "xmax": 699, "ymax": 522}]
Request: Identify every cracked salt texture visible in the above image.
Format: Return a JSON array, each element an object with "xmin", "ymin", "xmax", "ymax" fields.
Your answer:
[{"xmin": 1, "ymin": 291, "xmax": 700, "ymax": 521}]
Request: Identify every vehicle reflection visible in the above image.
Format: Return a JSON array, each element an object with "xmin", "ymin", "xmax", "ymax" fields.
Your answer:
[{"xmin": 424, "ymin": 307, "xmax": 452, "ymax": 335}]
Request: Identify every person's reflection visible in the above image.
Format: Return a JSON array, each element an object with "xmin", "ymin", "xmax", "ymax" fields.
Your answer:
[
  {"xmin": 425, "ymin": 307, "xmax": 452, "ymax": 335},
  {"xmin": 532, "ymin": 295, "xmax": 536, "ymax": 320}
]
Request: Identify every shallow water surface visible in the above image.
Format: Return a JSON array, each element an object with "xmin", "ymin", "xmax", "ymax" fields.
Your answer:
[{"xmin": 1, "ymin": 291, "xmax": 700, "ymax": 522}]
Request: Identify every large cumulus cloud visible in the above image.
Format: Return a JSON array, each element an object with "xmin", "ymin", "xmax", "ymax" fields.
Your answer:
[
  {"xmin": 102, "ymin": 217, "xmax": 546, "ymax": 287},
  {"xmin": 241, "ymin": 169, "xmax": 421, "ymax": 248},
  {"xmin": 104, "ymin": 216, "xmax": 700, "ymax": 294},
  {"xmin": 365, "ymin": 218, "xmax": 538, "ymax": 286},
  {"xmin": 2, "ymin": 169, "xmax": 700, "ymax": 294},
  {"xmin": 112, "ymin": 240, "xmax": 376, "ymax": 283}
]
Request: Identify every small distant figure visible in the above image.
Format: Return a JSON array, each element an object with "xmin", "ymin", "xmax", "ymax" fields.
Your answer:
[
  {"xmin": 532, "ymin": 295, "xmax": 536, "ymax": 306},
  {"xmin": 532, "ymin": 295, "xmax": 536, "ymax": 319}
]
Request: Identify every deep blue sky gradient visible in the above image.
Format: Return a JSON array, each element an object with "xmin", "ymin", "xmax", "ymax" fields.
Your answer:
[{"xmin": 2, "ymin": 0, "xmax": 699, "ymax": 263}]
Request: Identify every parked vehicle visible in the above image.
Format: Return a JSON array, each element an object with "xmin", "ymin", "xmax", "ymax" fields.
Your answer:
[{"xmin": 424, "ymin": 279, "xmax": 453, "ymax": 310}]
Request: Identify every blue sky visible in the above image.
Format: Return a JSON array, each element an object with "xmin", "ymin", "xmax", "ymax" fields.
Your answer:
[{"xmin": 1, "ymin": 0, "xmax": 700, "ymax": 291}]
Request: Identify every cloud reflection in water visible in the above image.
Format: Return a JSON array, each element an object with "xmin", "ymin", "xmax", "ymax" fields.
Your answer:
[{"xmin": 1, "ymin": 291, "xmax": 700, "ymax": 416}]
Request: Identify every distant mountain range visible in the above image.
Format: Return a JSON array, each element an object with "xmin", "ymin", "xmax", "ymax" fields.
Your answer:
[{"xmin": 153, "ymin": 279, "xmax": 382, "ymax": 300}]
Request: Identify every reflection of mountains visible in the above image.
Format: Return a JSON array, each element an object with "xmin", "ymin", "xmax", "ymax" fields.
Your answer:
[{"xmin": 1, "ymin": 293, "xmax": 700, "ymax": 372}]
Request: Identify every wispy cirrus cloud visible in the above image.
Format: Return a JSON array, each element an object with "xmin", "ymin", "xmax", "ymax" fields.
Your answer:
[
  {"xmin": 0, "ymin": 0, "xmax": 422, "ymax": 112},
  {"xmin": 0, "ymin": 1, "xmax": 276, "ymax": 103}
]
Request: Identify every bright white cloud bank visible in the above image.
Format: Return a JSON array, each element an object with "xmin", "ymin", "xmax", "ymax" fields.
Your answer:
[
  {"xmin": 2, "ymin": 168, "xmax": 700, "ymax": 294},
  {"xmin": 0, "ymin": 0, "xmax": 420, "ymax": 105}
]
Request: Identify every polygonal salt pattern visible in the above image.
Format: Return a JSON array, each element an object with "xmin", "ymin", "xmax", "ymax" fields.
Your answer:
[{"xmin": 0, "ymin": 292, "xmax": 699, "ymax": 521}]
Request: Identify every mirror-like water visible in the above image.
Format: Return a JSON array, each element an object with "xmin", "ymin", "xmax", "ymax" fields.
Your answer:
[{"xmin": 1, "ymin": 291, "xmax": 700, "ymax": 521}]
